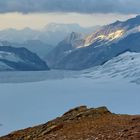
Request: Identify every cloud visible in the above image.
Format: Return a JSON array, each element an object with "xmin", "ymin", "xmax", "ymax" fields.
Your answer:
[{"xmin": 0, "ymin": 0, "xmax": 140, "ymax": 14}]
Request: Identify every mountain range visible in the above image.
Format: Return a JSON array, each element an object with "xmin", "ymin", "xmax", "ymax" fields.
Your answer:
[
  {"xmin": 0, "ymin": 23, "xmax": 98, "ymax": 60},
  {"xmin": 1, "ymin": 16, "xmax": 140, "ymax": 71},
  {"xmin": 0, "ymin": 23, "xmax": 98, "ymax": 46},
  {"xmin": 0, "ymin": 23, "xmax": 98, "ymax": 71},
  {"xmin": 46, "ymin": 15, "xmax": 140, "ymax": 70}
]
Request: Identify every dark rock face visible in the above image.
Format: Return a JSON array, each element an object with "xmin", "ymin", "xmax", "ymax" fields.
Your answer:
[
  {"xmin": 1, "ymin": 106, "xmax": 140, "ymax": 140},
  {"xmin": 0, "ymin": 46, "xmax": 49, "ymax": 71}
]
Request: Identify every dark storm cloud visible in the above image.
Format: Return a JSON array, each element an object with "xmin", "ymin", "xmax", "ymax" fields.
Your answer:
[{"xmin": 0, "ymin": 0, "xmax": 140, "ymax": 14}]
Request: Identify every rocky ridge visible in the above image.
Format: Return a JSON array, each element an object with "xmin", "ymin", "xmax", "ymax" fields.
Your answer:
[{"xmin": 1, "ymin": 106, "xmax": 140, "ymax": 140}]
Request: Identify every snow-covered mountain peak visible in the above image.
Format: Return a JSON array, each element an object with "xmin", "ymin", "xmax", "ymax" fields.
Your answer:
[
  {"xmin": 77, "ymin": 15, "xmax": 140, "ymax": 48},
  {"xmin": 75, "ymin": 16, "xmax": 140, "ymax": 49},
  {"xmin": 83, "ymin": 29, "xmax": 124, "ymax": 47}
]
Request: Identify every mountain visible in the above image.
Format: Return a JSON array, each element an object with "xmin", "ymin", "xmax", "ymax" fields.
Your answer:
[
  {"xmin": 0, "ymin": 28, "xmax": 40, "ymax": 43},
  {"xmin": 46, "ymin": 32, "xmax": 84, "ymax": 67},
  {"xmin": 38, "ymin": 23, "xmax": 99, "ymax": 46},
  {"xmin": 1, "ymin": 106, "xmax": 140, "ymax": 140},
  {"xmin": 0, "ymin": 23, "xmax": 99, "ymax": 46},
  {"xmin": 43, "ymin": 23, "xmax": 98, "ymax": 34},
  {"xmin": 0, "ymin": 46, "xmax": 49, "ymax": 71},
  {"xmin": 46, "ymin": 15, "xmax": 140, "ymax": 70},
  {"xmin": 4, "ymin": 40, "xmax": 53, "ymax": 59}
]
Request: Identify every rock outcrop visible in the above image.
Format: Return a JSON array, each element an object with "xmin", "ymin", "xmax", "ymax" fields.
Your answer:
[{"xmin": 1, "ymin": 106, "xmax": 140, "ymax": 140}]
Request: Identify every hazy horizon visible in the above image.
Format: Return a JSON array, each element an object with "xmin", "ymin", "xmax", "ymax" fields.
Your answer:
[
  {"xmin": 0, "ymin": 13, "xmax": 136, "ymax": 30},
  {"xmin": 0, "ymin": 0, "xmax": 139, "ymax": 30}
]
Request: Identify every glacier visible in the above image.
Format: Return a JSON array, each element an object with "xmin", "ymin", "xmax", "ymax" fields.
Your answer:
[{"xmin": 0, "ymin": 52, "xmax": 140, "ymax": 136}]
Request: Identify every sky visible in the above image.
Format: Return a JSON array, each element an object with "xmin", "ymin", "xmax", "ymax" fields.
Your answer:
[{"xmin": 0, "ymin": 0, "xmax": 139, "ymax": 30}]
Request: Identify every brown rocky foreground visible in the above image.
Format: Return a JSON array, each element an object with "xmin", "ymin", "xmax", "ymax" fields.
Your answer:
[{"xmin": 1, "ymin": 106, "xmax": 140, "ymax": 140}]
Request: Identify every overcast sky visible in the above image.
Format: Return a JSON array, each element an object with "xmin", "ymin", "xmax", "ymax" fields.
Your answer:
[{"xmin": 0, "ymin": 0, "xmax": 139, "ymax": 29}]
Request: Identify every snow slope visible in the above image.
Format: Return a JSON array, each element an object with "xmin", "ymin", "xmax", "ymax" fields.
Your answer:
[
  {"xmin": 0, "ymin": 61, "xmax": 13, "ymax": 71},
  {"xmin": 81, "ymin": 52, "xmax": 140, "ymax": 84},
  {"xmin": 0, "ymin": 51, "xmax": 23, "ymax": 62}
]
